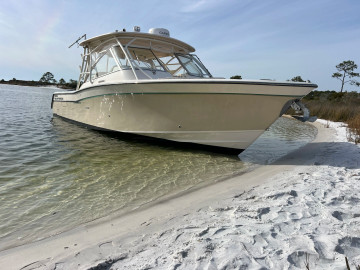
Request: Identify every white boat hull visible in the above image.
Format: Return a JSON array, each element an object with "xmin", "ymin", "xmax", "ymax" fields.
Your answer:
[{"xmin": 52, "ymin": 80, "xmax": 314, "ymax": 150}]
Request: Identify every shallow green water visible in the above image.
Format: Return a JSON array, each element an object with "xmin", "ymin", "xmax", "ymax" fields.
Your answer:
[{"xmin": 0, "ymin": 84, "xmax": 316, "ymax": 250}]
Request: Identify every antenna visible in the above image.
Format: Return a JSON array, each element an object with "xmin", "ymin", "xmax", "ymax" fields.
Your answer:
[{"xmin": 69, "ymin": 34, "xmax": 87, "ymax": 48}]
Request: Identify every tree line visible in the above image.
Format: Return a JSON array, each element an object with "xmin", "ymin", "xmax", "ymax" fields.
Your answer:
[
  {"xmin": 39, "ymin": 72, "xmax": 77, "ymax": 89},
  {"xmin": 0, "ymin": 72, "xmax": 77, "ymax": 89},
  {"xmin": 231, "ymin": 60, "xmax": 360, "ymax": 93}
]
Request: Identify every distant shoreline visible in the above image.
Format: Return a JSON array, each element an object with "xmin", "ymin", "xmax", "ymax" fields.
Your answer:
[{"xmin": 0, "ymin": 79, "xmax": 76, "ymax": 90}]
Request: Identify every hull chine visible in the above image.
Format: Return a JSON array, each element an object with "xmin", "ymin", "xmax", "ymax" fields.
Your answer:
[{"xmin": 53, "ymin": 114, "xmax": 246, "ymax": 154}]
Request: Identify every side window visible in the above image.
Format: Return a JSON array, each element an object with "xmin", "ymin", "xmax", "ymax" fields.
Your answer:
[
  {"xmin": 91, "ymin": 50, "xmax": 119, "ymax": 79},
  {"xmin": 176, "ymin": 54, "xmax": 211, "ymax": 77},
  {"xmin": 177, "ymin": 55, "xmax": 202, "ymax": 76},
  {"xmin": 112, "ymin": 46, "xmax": 131, "ymax": 69}
]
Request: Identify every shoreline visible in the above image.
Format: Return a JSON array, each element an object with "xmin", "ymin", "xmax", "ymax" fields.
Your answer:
[
  {"xmin": 1, "ymin": 120, "xmax": 360, "ymax": 269},
  {"xmin": 0, "ymin": 80, "xmax": 75, "ymax": 90}
]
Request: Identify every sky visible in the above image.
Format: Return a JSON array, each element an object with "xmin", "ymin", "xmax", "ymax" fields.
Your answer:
[{"xmin": 0, "ymin": 0, "xmax": 359, "ymax": 91}]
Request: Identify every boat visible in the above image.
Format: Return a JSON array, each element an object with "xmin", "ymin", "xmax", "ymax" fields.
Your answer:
[{"xmin": 52, "ymin": 27, "xmax": 317, "ymax": 152}]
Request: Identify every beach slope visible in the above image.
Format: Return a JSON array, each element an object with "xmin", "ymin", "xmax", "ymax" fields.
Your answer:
[{"xmin": 1, "ymin": 120, "xmax": 360, "ymax": 269}]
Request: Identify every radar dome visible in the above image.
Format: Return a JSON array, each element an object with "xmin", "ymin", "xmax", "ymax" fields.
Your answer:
[{"xmin": 149, "ymin": 28, "xmax": 170, "ymax": 37}]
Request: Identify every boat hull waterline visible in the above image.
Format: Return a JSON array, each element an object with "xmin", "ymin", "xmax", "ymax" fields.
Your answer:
[{"xmin": 52, "ymin": 80, "xmax": 314, "ymax": 150}]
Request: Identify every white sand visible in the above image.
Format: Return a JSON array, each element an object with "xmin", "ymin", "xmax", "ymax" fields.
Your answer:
[{"xmin": 1, "ymin": 120, "xmax": 360, "ymax": 270}]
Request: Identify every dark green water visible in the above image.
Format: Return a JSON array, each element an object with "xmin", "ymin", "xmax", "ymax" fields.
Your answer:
[{"xmin": 0, "ymin": 84, "xmax": 317, "ymax": 250}]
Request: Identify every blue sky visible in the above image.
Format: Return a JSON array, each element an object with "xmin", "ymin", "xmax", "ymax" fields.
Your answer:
[{"xmin": 0, "ymin": 0, "xmax": 359, "ymax": 91}]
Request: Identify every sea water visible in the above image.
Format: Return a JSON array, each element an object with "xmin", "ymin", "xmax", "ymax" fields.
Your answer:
[{"xmin": 0, "ymin": 84, "xmax": 317, "ymax": 250}]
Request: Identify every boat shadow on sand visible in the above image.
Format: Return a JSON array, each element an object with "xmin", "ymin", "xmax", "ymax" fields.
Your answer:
[{"xmin": 269, "ymin": 141, "xmax": 360, "ymax": 169}]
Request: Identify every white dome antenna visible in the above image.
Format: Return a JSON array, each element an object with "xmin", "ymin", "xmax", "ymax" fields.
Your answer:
[{"xmin": 149, "ymin": 28, "xmax": 170, "ymax": 37}]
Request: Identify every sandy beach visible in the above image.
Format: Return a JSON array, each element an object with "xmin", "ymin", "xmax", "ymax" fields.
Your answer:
[{"xmin": 1, "ymin": 119, "xmax": 360, "ymax": 270}]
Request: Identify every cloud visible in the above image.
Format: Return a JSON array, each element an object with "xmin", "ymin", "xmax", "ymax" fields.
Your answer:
[
  {"xmin": 0, "ymin": 0, "xmax": 359, "ymax": 90},
  {"xmin": 180, "ymin": 0, "xmax": 229, "ymax": 13}
]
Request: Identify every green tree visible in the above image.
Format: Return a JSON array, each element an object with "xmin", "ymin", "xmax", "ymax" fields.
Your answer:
[
  {"xmin": 332, "ymin": 60, "xmax": 360, "ymax": 92},
  {"xmin": 68, "ymin": 79, "xmax": 77, "ymax": 85},
  {"xmin": 67, "ymin": 79, "xmax": 78, "ymax": 89},
  {"xmin": 290, "ymin": 76, "xmax": 305, "ymax": 82},
  {"xmin": 39, "ymin": 72, "xmax": 56, "ymax": 84},
  {"xmin": 58, "ymin": 78, "xmax": 66, "ymax": 85},
  {"xmin": 288, "ymin": 76, "xmax": 311, "ymax": 83},
  {"xmin": 230, "ymin": 75, "xmax": 242, "ymax": 79}
]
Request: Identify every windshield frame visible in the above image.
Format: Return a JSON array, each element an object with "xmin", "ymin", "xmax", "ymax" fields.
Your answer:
[
  {"xmin": 126, "ymin": 46, "xmax": 167, "ymax": 73},
  {"xmin": 175, "ymin": 53, "xmax": 212, "ymax": 78}
]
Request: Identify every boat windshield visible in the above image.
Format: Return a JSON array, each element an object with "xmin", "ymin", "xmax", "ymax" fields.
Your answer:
[
  {"xmin": 85, "ymin": 43, "xmax": 212, "ymax": 83},
  {"xmin": 126, "ymin": 47, "xmax": 166, "ymax": 72},
  {"xmin": 153, "ymin": 51, "xmax": 212, "ymax": 78},
  {"xmin": 176, "ymin": 54, "xmax": 212, "ymax": 78}
]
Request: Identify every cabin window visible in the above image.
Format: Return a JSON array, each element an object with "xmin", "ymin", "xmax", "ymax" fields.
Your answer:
[{"xmin": 91, "ymin": 49, "xmax": 119, "ymax": 79}]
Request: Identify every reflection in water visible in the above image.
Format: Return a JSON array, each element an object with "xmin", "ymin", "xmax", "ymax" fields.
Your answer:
[
  {"xmin": 0, "ymin": 85, "xmax": 317, "ymax": 250},
  {"xmin": 241, "ymin": 117, "xmax": 318, "ymax": 165}
]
